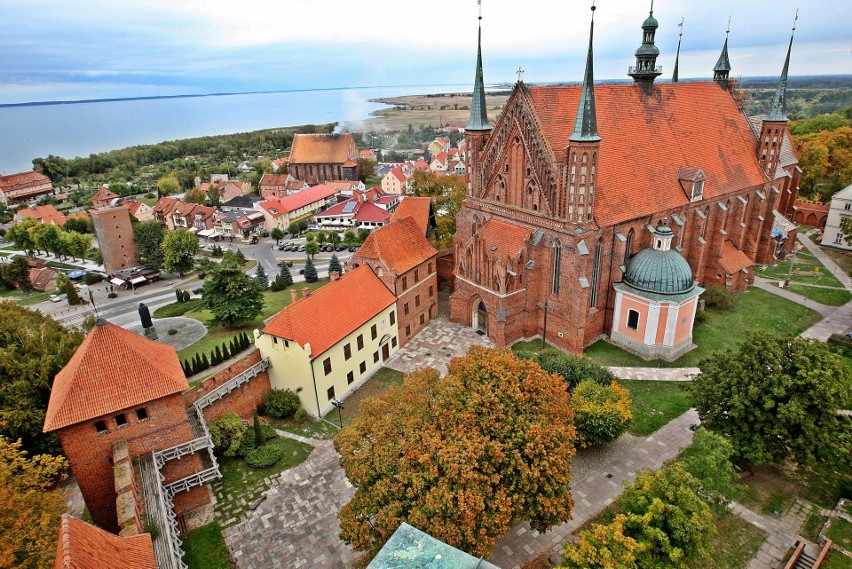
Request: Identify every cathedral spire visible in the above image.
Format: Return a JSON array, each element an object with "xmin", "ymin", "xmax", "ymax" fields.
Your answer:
[
  {"xmin": 466, "ymin": 1, "xmax": 491, "ymax": 132},
  {"xmin": 672, "ymin": 18, "xmax": 684, "ymax": 83},
  {"xmin": 628, "ymin": 1, "xmax": 662, "ymax": 93},
  {"xmin": 571, "ymin": 3, "xmax": 600, "ymax": 142},
  {"xmin": 765, "ymin": 12, "xmax": 797, "ymax": 122},
  {"xmin": 713, "ymin": 19, "xmax": 732, "ymax": 87}
]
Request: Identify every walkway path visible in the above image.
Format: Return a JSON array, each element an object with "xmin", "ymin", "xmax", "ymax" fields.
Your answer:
[
  {"xmin": 797, "ymin": 232, "xmax": 852, "ymax": 291},
  {"xmin": 752, "ymin": 277, "xmax": 835, "ymax": 317},
  {"xmin": 607, "ymin": 367, "xmax": 700, "ymax": 381},
  {"xmin": 733, "ymin": 499, "xmax": 810, "ymax": 569}
]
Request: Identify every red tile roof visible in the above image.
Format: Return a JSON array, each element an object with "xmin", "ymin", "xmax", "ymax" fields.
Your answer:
[
  {"xmin": 354, "ymin": 201, "xmax": 391, "ymax": 223},
  {"xmin": 44, "ymin": 322, "xmax": 188, "ymax": 432},
  {"xmin": 259, "ymin": 174, "xmax": 290, "ymax": 188},
  {"xmin": 720, "ymin": 240, "xmax": 753, "ymax": 274},
  {"xmin": 29, "ymin": 266, "xmax": 57, "ymax": 291},
  {"xmin": 259, "ymin": 184, "xmax": 337, "ymax": 216},
  {"xmin": 125, "ymin": 201, "xmax": 147, "ymax": 216},
  {"xmin": 0, "ymin": 171, "xmax": 52, "ymax": 197},
  {"xmin": 16, "ymin": 204, "xmax": 67, "ymax": 225},
  {"xmin": 263, "ymin": 265, "xmax": 395, "ymax": 358},
  {"xmin": 91, "ymin": 186, "xmax": 119, "ymax": 206},
  {"xmin": 356, "ymin": 216, "xmax": 437, "ymax": 275},
  {"xmin": 524, "ymin": 82, "xmax": 768, "ymax": 226},
  {"xmin": 54, "ymin": 514, "xmax": 156, "ymax": 569},
  {"xmin": 289, "ymin": 133, "xmax": 358, "ymax": 164},
  {"xmin": 480, "ymin": 218, "xmax": 530, "ymax": 259},
  {"xmin": 153, "ymin": 197, "xmax": 179, "ymax": 215},
  {"xmin": 390, "ymin": 197, "xmax": 432, "ymax": 235}
]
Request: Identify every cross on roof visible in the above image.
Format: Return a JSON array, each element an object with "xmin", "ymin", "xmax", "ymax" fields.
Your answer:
[{"xmin": 516, "ymin": 67, "xmax": 525, "ymax": 82}]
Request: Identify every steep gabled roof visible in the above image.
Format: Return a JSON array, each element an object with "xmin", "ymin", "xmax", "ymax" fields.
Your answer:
[
  {"xmin": 259, "ymin": 173, "xmax": 291, "ymax": 188},
  {"xmin": 720, "ymin": 240, "xmax": 753, "ymax": 274},
  {"xmin": 152, "ymin": 197, "xmax": 179, "ymax": 215},
  {"xmin": 263, "ymin": 265, "xmax": 395, "ymax": 358},
  {"xmin": 16, "ymin": 204, "xmax": 67, "ymax": 225},
  {"xmin": 525, "ymin": 82, "xmax": 768, "ymax": 226},
  {"xmin": 479, "ymin": 218, "xmax": 530, "ymax": 260},
  {"xmin": 289, "ymin": 133, "xmax": 357, "ymax": 164},
  {"xmin": 91, "ymin": 185, "xmax": 119, "ymax": 205},
  {"xmin": 353, "ymin": 201, "xmax": 391, "ymax": 223},
  {"xmin": 259, "ymin": 184, "xmax": 337, "ymax": 216},
  {"xmin": 390, "ymin": 197, "xmax": 433, "ymax": 235},
  {"xmin": 356, "ymin": 216, "xmax": 437, "ymax": 274},
  {"xmin": 0, "ymin": 171, "xmax": 52, "ymax": 195},
  {"xmin": 44, "ymin": 322, "xmax": 188, "ymax": 432},
  {"xmin": 54, "ymin": 514, "xmax": 156, "ymax": 569}
]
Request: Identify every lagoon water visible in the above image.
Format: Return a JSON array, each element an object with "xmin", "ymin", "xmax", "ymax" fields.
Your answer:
[{"xmin": 0, "ymin": 84, "xmax": 469, "ymax": 174}]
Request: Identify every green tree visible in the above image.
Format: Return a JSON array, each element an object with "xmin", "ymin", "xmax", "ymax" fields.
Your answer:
[
  {"xmin": 183, "ymin": 187, "xmax": 207, "ymax": 204},
  {"xmin": 0, "ymin": 256, "xmax": 32, "ymax": 292},
  {"xmin": 359, "ymin": 158, "xmax": 375, "ymax": 182},
  {"xmin": 690, "ymin": 332, "xmax": 851, "ymax": 465},
  {"xmin": 572, "ymin": 380, "xmax": 633, "ymax": 448},
  {"xmin": 62, "ymin": 217, "xmax": 92, "ymax": 234},
  {"xmin": 298, "ymin": 219, "xmax": 309, "ymax": 233},
  {"xmin": 4, "ymin": 218, "xmax": 39, "ymax": 256},
  {"xmin": 561, "ymin": 514, "xmax": 640, "ymax": 569},
  {"xmin": 255, "ymin": 263, "xmax": 268, "ymax": 289},
  {"xmin": 55, "ymin": 273, "xmax": 80, "ymax": 305},
  {"xmin": 207, "ymin": 186, "xmax": 222, "ymax": 207},
  {"xmin": 342, "ymin": 230, "xmax": 357, "ymax": 247},
  {"xmin": 0, "ymin": 302, "xmax": 84, "ymax": 456},
  {"xmin": 287, "ymin": 221, "xmax": 302, "ymax": 236},
  {"xmin": 208, "ymin": 413, "xmax": 248, "ymax": 457},
  {"xmin": 681, "ymin": 428, "xmax": 742, "ymax": 511},
  {"xmin": 162, "ymin": 228, "xmax": 199, "ymax": 276},
  {"xmin": 303, "ymin": 257, "xmax": 318, "ymax": 283},
  {"xmin": 335, "ymin": 347, "xmax": 576, "ymax": 558},
  {"xmin": 305, "ymin": 241, "xmax": 319, "ymax": 258},
  {"xmin": 357, "ymin": 228, "xmax": 370, "ymax": 244},
  {"xmin": 253, "ymin": 412, "xmax": 264, "ymax": 447},
  {"xmin": 841, "ymin": 216, "xmax": 852, "ymax": 246},
  {"xmin": 328, "ymin": 253, "xmax": 343, "ymax": 276},
  {"xmin": 133, "ymin": 221, "xmax": 165, "ymax": 269},
  {"xmin": 271, "ymin": 227, "xmax": 284, "ymax": 244},
  {"xmin": 200, "ymin": 259, "xmax": 264, "ymax": 326},
  {"xmin": 276, "ymin": 263, "xmax": 293, "ymax": 289},
  {"xmin": 529, "ymin": 348, "xmax": 618, "ymax": 390},
  {"xmin": 156, "ymin": 174, "xmax": 180, "ymax": 197},
  {"xmin": 61, "ymin": 231, "xmax": 91, "ymax": 261}
]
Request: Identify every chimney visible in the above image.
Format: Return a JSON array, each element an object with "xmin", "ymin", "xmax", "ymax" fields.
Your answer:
[
  {"xmin": 290, "ymin": 289, "xmax": 298, "ymax": 304},
  {"xmin": 302, "ymin": 286, "xmax": 310, "ymax": 299},
  {"xmin": 330, "ymin": 271, "xmax": 340, "ymax": 281}
]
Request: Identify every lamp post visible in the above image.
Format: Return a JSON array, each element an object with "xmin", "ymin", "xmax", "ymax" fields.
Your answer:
[
  {"xmin": 784, "ymin": 244, "xmax": 801, "ymax": 288},
  {"xmin": 331, "ymin": 398, "xmax": 344, "ymax": 428}
]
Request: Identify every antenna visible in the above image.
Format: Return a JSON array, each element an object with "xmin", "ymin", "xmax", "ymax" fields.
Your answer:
[
  {"xmin": 649, "ymin": 0, "xmax": 654, "ymax": 15},
  {"xmin": 591, "ymin": 0, "xmax": 596, "ymax": 19}
]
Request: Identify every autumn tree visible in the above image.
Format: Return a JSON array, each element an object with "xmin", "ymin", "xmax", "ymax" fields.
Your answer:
[
  {"xmin": 156, "ymin": 174, "xmax": 180, "ymax": 196},
  {"xmin": 409, "ymin": 169, "xmax": 465, "ymax": 216},
  {"xmin": 183, "ymin": 186, "xmax": 207, "ymax": 204},
  {"xmin": 690, "ymin": 332, "xmax": 851, "ymax": 466},
  {"xmin": 162, "ymin": 228, "xmax": 199, "ymax": 276},
  {"xmin": 335, "ymin": 346, "xmax": 576, "ymax": 558},
  {"xmin": 133, "ymin": 221, "xmax": 165, "ymax": 269},
  {"xmin": 841, "ymin": 216, "xmax": 852, "ymax": 246},
  {"xmin": 200, "ymin": 259, "xmax": 264, "ymax": 326},
  {"xmin": 0, "ymin": 302, "xmax": 84, "ymax": 456},
  {"xmin": 572, "ymin": 380, "xmax": 633, "ymax": 448},
  {"xmin": 0, "ymin": 438, "xmax": 68, "ymax": 569}
]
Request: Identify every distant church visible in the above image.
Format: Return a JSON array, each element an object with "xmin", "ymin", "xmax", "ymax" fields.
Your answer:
[{"xmin": 450, "ymin": 4, "xmax": 801, "ymax": 358}]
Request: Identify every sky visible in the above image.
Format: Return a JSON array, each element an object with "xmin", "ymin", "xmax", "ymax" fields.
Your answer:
[{"xmin": 0, "ymin": 0, "xmax": 849, "ymax": 104}]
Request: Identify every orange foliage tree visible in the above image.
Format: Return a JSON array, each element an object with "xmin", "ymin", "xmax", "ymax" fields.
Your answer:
[{"xmin": 335, "ymin": 346, "xmax": 576, "ymax": 558}]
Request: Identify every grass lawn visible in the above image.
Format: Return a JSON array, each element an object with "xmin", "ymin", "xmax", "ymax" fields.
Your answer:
[
  {"xmin": 46, "ymin": 260, "xmax": 83, "ymax": 270},
  {"xmin": 337, "ymin": 367, "xmax": 405, "ymax": 427},
  {"xmin": 821, "ymin": 551, "xmax": 852, "ymax": 569},
  {"xmin": 756, "ymin": 250, "xmax": 845, "ymax": 289},
  {"xmin": 689, "ymin": 509, "xmax": 766, "ymax": 569},
  {"xmin": 818, "ymin": 244, "xmax": 852, "ymax": 278},
  {"xmin": 153, "ymin": 298, "xmax": 203, "ymax": 318},
  {"xmin": 802, "ymin": 509, "xmax": 826, "ymax": 542},
  {"xmin": 783, "ymin": 284, "xmax": 851, "ymax": 306},
  {"xmin": 181, "ymin": 522, "xmax": 231, "ymax": 569},
  {"xmin": 511, "ymin": 339, "xmax": 555, "ymax": 359},
  {"xmin": 827, "ymin": 517, "xmax": 852, "ymax": 551},
  {"xmin": 735, "ymin": 461, "xmax": 852, "ymax": 511},
  {"xmin": 212, "ymin": 434, "xmax": 313, "ymax": 528},
  {"xmin": 268, "ymin": 416, "xmax": 340, "ymax": 440},
  {"xmin": 585, "ymin": 288, "xmax": 822, "ymax": 368},
  {"xmin": 620, "ymin": 380, "xmax": 693, "ymax": 436},
  {"xmin": 0, "ymin": 289, "xmax": 50, "ymax": 305}
]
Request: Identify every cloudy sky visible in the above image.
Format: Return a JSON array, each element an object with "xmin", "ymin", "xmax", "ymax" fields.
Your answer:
[{"xmin": 1, "ymin": 0, "xmax": 849, "ymax": 104}]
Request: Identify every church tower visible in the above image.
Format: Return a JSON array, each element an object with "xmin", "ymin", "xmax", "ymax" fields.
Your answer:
[
  {"xmin": 713, "ymin": 22, "xmax": 732, "ymax": 89},
  {"xmin": 628, "ymin": 1, "xmax": 662, "ymax": 93},
  {"xmin": 465, "ymin": 3, "xmax": 492, "ymax": 198},
  {"xmin": 758, "ymin": 15, "xmax": 796, "ymax": 179},
  {"xmin": 565, "ymin": 4, "xmax": 601, "ymax": 223}
]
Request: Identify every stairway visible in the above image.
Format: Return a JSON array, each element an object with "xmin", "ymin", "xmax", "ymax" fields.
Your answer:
[{"xmin": 793, "ymin": 550, "xmax": 816, "ymax": 569}]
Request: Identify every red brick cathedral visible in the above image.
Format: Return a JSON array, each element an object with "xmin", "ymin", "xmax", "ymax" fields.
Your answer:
[{"xmin": 450, "ymin": 5, "xmax": 801, "ymax": 354}]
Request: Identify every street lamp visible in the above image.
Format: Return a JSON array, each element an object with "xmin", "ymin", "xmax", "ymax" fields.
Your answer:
[{"xmin": 330, "ymin": 398, "xmax": 344, "ymax": 428}]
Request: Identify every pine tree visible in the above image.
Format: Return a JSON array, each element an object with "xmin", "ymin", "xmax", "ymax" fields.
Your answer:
[
  {"xmin": 202, "ymin": 353, "xmax": 210, "ymax": 370},
  {"xmin": 215, "ymin": 345, "xmax": 223, "ymax": 364},
  {"xmin": 231, "ymin": 339, "xmax": 238, "ymax": 355},
  {"xmin": 235, "ymin": 248, "xmax": 246, "ymax": 265},
  {"xmin": 183, "ymin": 289, "xmax": 191, "ymax": 302},
  {"xmin": 175, "ymin": 289, "xmax": 183, "ymax": 303},
  {"xmin": 303, "ymin": 257, "xmax": 318, "ymax": 283},
  {"xmin": 242, "ymin": 332, "xmax": 251, "ymax": 349},
  {"xmin": 253, "ymin": 411, "xmax": 264, "ymax": 447},
  {"xmin": 328, "ymin": 253, "xmax": 343, "ymax": 276},
  {"xmin": 278, "ymin": 263, "xmax": 293, "ymax": 288},
  {"xmin": 210, "ymin": 349, "xmax": 219, "ymax": 366},
  {"xmin": 222, "ymin": 341, "xmax": 230, "ymax": 359},
  {"xmin": 182, "ymin": 359, "xmax": 190, "ymax": 376},
  {"xmin": 255, "ymin": 263, "xmax": 268, "ymax": 289}
]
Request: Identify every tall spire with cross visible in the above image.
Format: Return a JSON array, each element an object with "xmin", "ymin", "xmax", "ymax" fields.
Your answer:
[
  {"xmin": 672, "ymin": 18, "xmax": 684, "ymax": 83},
  {"xmin": 571, "ymin": 2, "xmax": 600, "ymax": 142},
  {"xmin": 466, "ymin": 0, "xmax": 491, "ymax": 132},
  {"xmin": 765, "ymin": 12, "xmax": 797, "ymax": 122},
  {"xmin": 628, "ymin": 0, "xmax": 662, "ymax": 93},
  {"xmin": 713, "ymin": 18, "xmax": 732, "ymax": 88}
]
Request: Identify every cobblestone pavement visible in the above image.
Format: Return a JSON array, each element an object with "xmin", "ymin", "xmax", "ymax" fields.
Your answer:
[
  {"xmin": 223, "ymin": 432, "xmax": 357, "ymax": 569},
  {"xmin": 734, "ymin": 499, "xmax": 810, "ymax": 569},
  {"xmin": 384, "ymin": 316, "xmax": 493, "ymax": 375},
  {"xmin": 607, "ymin": 367, "xmax": 700, "ymax": 381}
]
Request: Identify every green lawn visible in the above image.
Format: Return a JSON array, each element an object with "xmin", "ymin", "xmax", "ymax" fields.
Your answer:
[
  {"xmin": 337, "ymin": 367, "xmax": 405, "ymax": 427},
  {"xmin": 821, "ymin": 551, "xmax": 852, "ymax": 569},
  {"xmin": 802, "ymin": 509, "xmax": 826, "ymax": 542},
  {"xmin": 0, "ymin": 289, "xmax": 50, "ymax": 305},
  {"xmin": 818, "ymin": 244, "xmax": 852, "ymax": 278},
  {"xmin": 827, "ymin": 518, "xmax": 852, "ymax": 551},
  {"xmin": 181, "ymin": 522, "xmax": 231, "ymax": 569},
  {"xmin": 735, "ymin": 461, "xmax": 852, "ymax": 511},
  {"xmin": 212, "ymin": 434, "xmax": 313, "ymax": 528},
  {"xmin": 689, "ymin": 509, "xmax": 766, "ymax": 569},
  {"xmin": 756, "ymin": 250, "xmax": 845, "ymax": 288},
  {"xmin": 585, "ymin": 288, "xmax": 822, "ymax": 368},
  {"xmin": 620, "ymin": 380, "xmax": 693, "ymax": 436},
  {"xmin": 783, "ymin": 284, "xmax": 851, "ymax": 306},
  {"xmin": 268, "ymin": 416, "xmax": 340, "ymax": 440},
  {"xmin": 511, "ymin": 339, "xmax": 555, "ymax": 360},
  {"xmin": 153, "ymin": 298, "xmax": 203, "ymax": 318}
]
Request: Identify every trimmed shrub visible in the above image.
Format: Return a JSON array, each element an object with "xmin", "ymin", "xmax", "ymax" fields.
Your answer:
[
  {"xmin": 263, "ymin": 389, "xmax": 301, "ymax": 419},
  {"xmin": 253, "ymin": 412, "xmax": 263, "ymax": 447},
  {"xmin": 236, "ymin": 434, "xmax": 256, "ymax": 457},
  {"xmin": 701, "ymin": 285, "xmax": 736, "ymax": 310},
  {"xmin": 533, "ymin": 348, "xmax": 617, "ymax": 390},
  {"xmin": 572, "ymin": 380, "xmax": 633, "ymax": 448},
  {"xmin": 107, "ymin": 292, "xmax": 118, "ymax": 298},
  {"xmin": 293, "ymin": 408, "xmax": 308, "ymax": 423},
  {"xmin": 209, "ymin": 413, "xmax": 248, "ymax": 457},
  {"xmin": 246, "ymin": 444, "xmax": 283, "ymax": 468},
  {"xmin": 167, "ymin": 329, "xmax": 177, "ymax": 336},
  {"xmin": 82, "ymin": 272, "xmax": 103, "ymax": 285},
  {"xmin": 840, "ymin": 479, "xmax": 852, "ymax": 500}
]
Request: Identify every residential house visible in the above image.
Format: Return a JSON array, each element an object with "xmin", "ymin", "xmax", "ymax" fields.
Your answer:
[
  {"xmin": 272, "ymin": 157, "xmax": 288, "ymax": 173},
  {"xmin": 91, "ymin": 185, "xmax": 120, "ymax": 209},
  {"xmin": 821, "ymin": 183, "xmax": 852, "ymax": 250},
  {"xmin": 152, "ymin": 197, "xmax": 181, "ymax": 229},
  {"xmin": 313, "ymin": 190, "xmax": 395, "ymax": 231},
  {"xmin": 359, "ymin": 149, "xmax": 376, "ymax": 162},
  {"xmin": 348, "ymin": 216, "xmax": 438, "ymax": 346},
  {"xmin": 324, "ymin": 180, "xmax": 365, "ymax": 196},
  {"xmin": 235, "ymin": 211, "xmax": 266, "ymax": 238},
  {"xmin": 288, "ymin": 133, "xmax": 360, "ymax": 182},
  {"xmin": 427, "ymin": 137, "xmax": 451, "ymax": 156},
  {"xmin": 389, "ymin": 196, "xmax": 436, "ymax": 236},
  {"xmin": 256, "ymin": 265, "xmax": 399, "ymax": 418},
  {"xmin": 382, "ymin": 167, "xmax": 408, "ymax": 195},
  {"xmin": 255, "ymin": 183, "xmax": 338, "ymax": 233},
  {"xmin": 430, "ymin": 152, "xmax": 449, "ymax": 172},
  {"xmin": 29, "ymin": 265, "xmax": 58, "ymax": 292},
  {"xmin": 125, "ymin": 200, "xmax": 155, "ymax": 222},
  {"xmin": 0, "ymin": 171, "xmax": 53, "ymax": 205},
  {"xmin": 15, "ymin": 204, "xmax": 70, "ymax": 226}
]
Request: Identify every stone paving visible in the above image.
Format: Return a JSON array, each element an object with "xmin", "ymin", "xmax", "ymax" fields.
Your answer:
[
  {"xmin": 734, "ymin": 499, "xmax": 810, "ymax": 569},
  {"xmin": 607, "ymin": 366, "xmax": 700, "ymax": 381},
  {"xmin": 384, "ymin": 315, "xmax": 493, "ymax": 375}
]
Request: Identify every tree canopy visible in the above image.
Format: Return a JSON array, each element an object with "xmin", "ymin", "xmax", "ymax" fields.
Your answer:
[
  {"xmin": 133, "ymin": 221, "xmax": 165, "ymax": 269},
  {"xmin": 690, "ymin": 332, "xmax": 851, "ymax": 466},
  {"xmin": 161, "ymin": 228, "xmax": 199, "ymax": 276},
  {"xmin": 156, "ymin": 174, "xmax": 180, "ymax": 196},
  {"xmin": 335, "ymin": 346, "xmax": 576, "ymax": 558},
  {"xmin": 200, "ymin": 259, "xmax": 264, "ymax": 326}
]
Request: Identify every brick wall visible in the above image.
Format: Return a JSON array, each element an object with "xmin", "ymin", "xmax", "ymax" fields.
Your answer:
[
  {"xmin": 113, "ymin": 441, "xmax": 143, "ymax": 537},
  {"xmin": 792, "ymin": 198, "xmax": 829, "ymax": 229},
  {"xmin": 183, "ymin": 349, "xmax": 271, "ymax": 422},
  {"xmin": 395, "ymin": 260, "xmax": 438, "ymax": 347},
  {"xmin": 91, "ymin": 206, "xmax": 139, "ymax": 275},
  {"xmin": 436, "ymin": 250, "xmax": 455, "ymax": 287}
]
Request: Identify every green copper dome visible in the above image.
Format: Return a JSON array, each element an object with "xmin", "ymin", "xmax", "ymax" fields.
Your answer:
[
  {"xmin": 642, "ymin": 13, "xmax": 658, "ymax": 28},
  {"xmin": 624, "ymin": 245, "xmax": 695, "ymax": 295}
]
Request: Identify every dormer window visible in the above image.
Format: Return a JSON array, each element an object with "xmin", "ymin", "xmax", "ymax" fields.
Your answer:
[{"xmin": 678, "ymin": 167, "xmax": 705, "ymax": 202}]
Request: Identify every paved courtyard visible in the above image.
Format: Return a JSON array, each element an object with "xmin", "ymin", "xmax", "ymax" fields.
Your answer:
[{"xmin": 383, "ymin": 315, "xmax": 493, "ymax": 375}]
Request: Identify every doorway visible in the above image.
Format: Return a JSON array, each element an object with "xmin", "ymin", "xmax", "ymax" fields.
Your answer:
[{"xmin": 473, "ymin": 300, "xmax": 487, "ymax": 336}]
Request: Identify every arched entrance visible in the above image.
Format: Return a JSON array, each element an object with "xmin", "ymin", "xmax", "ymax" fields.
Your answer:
[
  {"xmin": 472, "ymin": 300, "xmax": 488, "ymax": 336},
  {"xmin": 379, "ymin": 334, "xmax": 391, "ymax": 362}
]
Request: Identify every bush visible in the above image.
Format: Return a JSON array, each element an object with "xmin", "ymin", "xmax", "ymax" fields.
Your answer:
[
  {"xmin": 168, "ymin": 329, "xmax": 177, "ymax": 336},
  {"xmin": 107, "ymin": 292, "xmax": 117, "ymax": 298},
  {"xmin": 82, "ymin": 272, "xmax": 103, "ymax": 285},
  {"xmin": 293, "ymin": 408, "xmax": 308, "ymax": 423},
  {"xmin": 572, "ymin": 380, "xmax": 633, "ymax": 448},
  {"xmin": 263, "ymin": 389, "xmax": 301, "ymax": 419},
  {"xmin": 827, "ymin": 333, "xmax": 852, "ymax": 357},
  {"xmin": 533, "ymin": 348, "xmax": 617, "ymax": 390},
  {"xmin": 236, "ymin": 435, "xmax": 257, "ymax": 457},
  {"xmin": 693, "ymin": 308, "xmax": 707, "ymax": 324},
  {"xmin": 701, "ymin": 285, "xmax": 736, "ymax": 310},
  {"xmin": 245, "ymin": 444, "xmax": 283, "ymax": 468},
  {"xmin": 209, "ymin": 413, "xmax": 248, "ymax": 457}
]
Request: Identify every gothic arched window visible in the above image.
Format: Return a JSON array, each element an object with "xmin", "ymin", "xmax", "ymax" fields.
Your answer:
[
  {"xmin": 625, "ymin": 228, "xmax": 635, "ymax": 264},
  {"xmin": 552, "ymin": 240, "xmax": 562, "ymax": 295},
  {"xmin": 590, "ymin": 240, "xmax": 602, "ymax": 308}
]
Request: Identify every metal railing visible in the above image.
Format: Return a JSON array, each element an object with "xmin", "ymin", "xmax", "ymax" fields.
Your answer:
[
  {"xmin": 140, "ymin": 455, "xmax": 188, "ymax": 569},
  {"xmin": 153, "ymin": 437, "xmax": 211, "ymax": 469},
  {"xmin": 628, "ymin": 65, "xmax": 662, "ymax": 74},
  {"xmin": 165, "ymin": 466, "xmax": 221, "ymax": 497},
  {"xmin": 193, "ymin": 357, "xmax": 270, "ymax": 410}
]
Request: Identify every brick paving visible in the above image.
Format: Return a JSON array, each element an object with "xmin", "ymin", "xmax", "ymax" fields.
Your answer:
[
  {"xmin": 733, "ymin": 499, "xmax": 811, "ymax": 569},
  {"xmin": 384, "ymin": 316, "xmax": 493, "ymax": 375}
]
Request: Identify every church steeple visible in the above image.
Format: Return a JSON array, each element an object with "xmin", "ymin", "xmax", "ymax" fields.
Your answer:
[
  {"xmin": 713, "ymin": 20, "xmax": 732, "ymax": 88},
  {"xmin": 765, "ymin": 13, "xmax": 797, "ymax": 122},
  {"xmin": 628, "ymin": 1, "xmax": 662, "ymax": 93},
  {"xmin": 672, "ymin": 18, "xmax": 684, "ymax": 83},
  {"xmin": 571, "ymin": 3, "xmax": 600, "ymax": 143},
  {"xmin": 466, "ymin": 2, "xmax": 490, "ymax": 132}
]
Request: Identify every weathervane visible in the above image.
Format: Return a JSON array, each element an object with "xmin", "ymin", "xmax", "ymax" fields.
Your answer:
[
  {"xmin": 679, "ymin": 17, "xmax": 684, "ymax": 38},
  {"xmin": 516, "ymin": 67, "xmax": 525, "ymax": 82},
  {"xmin": 726, "ymin": 15, "xmax": 731, "ymax": 36},
  {"xmin": 792, "ymin": 9, "xmax": 798, "ymax": 32}
]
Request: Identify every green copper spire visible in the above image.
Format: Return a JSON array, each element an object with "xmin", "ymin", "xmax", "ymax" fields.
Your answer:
[
  {"xmin": 466, "ymin": 4, "xmax": 491, "ymax": 132},
  {"xmin": 571, "ymin": 3, "xmax": 600, "ymax": 143},
  {"xmin": 713, "ymin": 19, "xmax": 732, "ymax": 84},
  {"xmin": 672, "ymin": 18, "xmax": 684, "ymax": 83},
  {"xmin": 766, "ymin": 12, "xmax": 797, "ymax": 122}
]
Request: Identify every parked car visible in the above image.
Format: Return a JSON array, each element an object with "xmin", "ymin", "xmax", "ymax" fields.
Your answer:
[
  {"xmin": 298, "ymin": 268, "xmax": 305, "ymax": 275},
  {"xmin": 336, "ymin": 245, "xmax": 346, "ymax": 252},
  {"xmin": 324, "ymin": 245, "xmax": 334, "ymax": 252},
  {"xmin": 348, "ymin": 246, "xmax": 358, "ymax": 252},
  {"xmin": 277, "ymin": 259, "xmax": 294, "ymax": 267},
  {"xmin": 49, "ymin": 294, "xmax": 62, "ymax": 303},
  {"xmin": 297, "ymin": 245, "xmax": 306, "ymax": 252},
  {"xmin": 278, "ymin": 243, "xmax": 287, "ymax": 251}
]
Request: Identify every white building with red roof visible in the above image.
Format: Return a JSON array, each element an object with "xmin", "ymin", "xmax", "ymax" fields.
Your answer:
[
  {"xmin": 255, "ymin": 183, "xmax": 338, "ymax": 232},
  {"xmin": 0, "ymin": 171, "xmax": 53, "ymax": 205},
  {"xmin": 313, "ymin": 191, "xmax": 396, "ymax": 231}
]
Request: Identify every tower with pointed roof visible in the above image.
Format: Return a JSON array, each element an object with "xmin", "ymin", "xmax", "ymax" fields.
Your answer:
[
  {"xmin": 672, "ymin": 18, "xmax": 684, "ymax": 83},
  {"xmin": 628, "ymin": 1, "xmax": 662, "ymax": 93},
  {"xmin": 565, "ymin": 4, "xmax": 601, "ymax": 223},
  {"xmin": 714, "ymin": 23, "xmax": 732, "ymax": 88},
  {"xmin": 465, "ymin": 3, "xmax": 492, "ymax": 200},
  {"xmin": 758, "ymin": 15, "xmax": 796, "ymax": 179}
]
